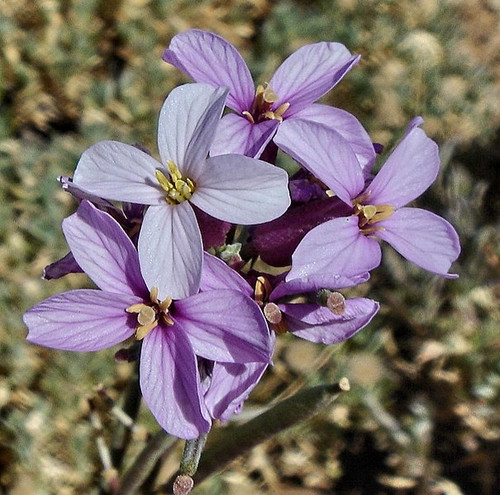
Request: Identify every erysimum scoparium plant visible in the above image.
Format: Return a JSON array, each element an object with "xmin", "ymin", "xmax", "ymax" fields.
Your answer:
[{"xmin": 22, "ymin": 27, "xmax": 462, "ymax": 493}]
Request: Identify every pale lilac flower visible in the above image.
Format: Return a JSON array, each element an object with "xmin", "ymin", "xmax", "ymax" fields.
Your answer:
[
  {"xmin": 274, "ymin": 117, "xmax": 461, "ymax": 279},
  {"xmin": 23, "ymin": 201, "xmax": 273, "ymax": 439},
  {"xmin": 162, "ymin": 29, "xmax": 375, "ymax": 171},
  {"xmin": 251, "ymin": 236, "xmax": 379, "ymax": 345},
  {"xmin": 72, "ymin": 83, "xmax": 290, "ymax": 300}
]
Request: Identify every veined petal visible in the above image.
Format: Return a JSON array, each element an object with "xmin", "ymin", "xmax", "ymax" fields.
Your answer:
[
  {"xmin": 270, "ymin": 42, "xmax": 359, "ymax": 115},
  {"xmin": 73, "ymin": 141, "xmax": 164, "ymax": 205},
  {"xmin": 24, "ymin": 289, "xmax": 139, "ymax": 351},
  {"xmin": 376, "ymin": 207, "xmax": 461, "ymax": 277},
  {"xmin": 200, "ymin": 252, "xmax": 253, "ymax": 296},
  {"xmin": 191, "ymin": 154, "xmax": 290, "ymax": 224},
  {"xmin": 157, "ymin": 84, "xmax": 228, "ymax": 179},
  {"xmin": 368, "ymin": 124, "xmax": 440, "ymax": 208},
  {"xmin": 282, "ymin": 297, "xmax": 379, "ymax": 344},
  {"xmin": 287, "ymin": 216, "xmax": 382, "ymax": 281},
  {"xmin": 289, "ymin": 104, "xmax": 376, "ymax": 175},
  {"xmin": 62, "ymin": 201, "xmax": 146, "ymax": 297},
  {"xmin": 275, "ymin": 119, "xmax": 364, "ymax": 205},
  {"xmin": 210, "ymin": 114, "xmax": 279, "ymax": 158},
  {"xmin": 205, "ymin": 361, "xmax": 270, "ymax": 422},
  {"xmin": 270, "ymin": 272, "xmax": 370, "ymax": 301},
  {"xmin": 174, "ymin": 289, "xmax": 272, "ymax": 363},
  {"xmin": 162, "ymin": 29, "xmax": 255, "ymax": 113},
  {"xmin": 138, "ymin": 202, "xmax": 202, "ymax": 300},
  {"xmin": 140, "ymin": 324, "xmax": 211, "ymax": 439}
]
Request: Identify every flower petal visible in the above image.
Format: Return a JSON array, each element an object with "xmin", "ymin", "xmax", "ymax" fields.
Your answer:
[
  {"xmin": 205, "ymin": 360, "xmax": 270, "ymax": 422},
  {"xmin": 140, "ymin": 324, "xmax": 211, "ymax": 439},
  {"xmin": 368, "ymin": 123, "xmax": 440, "ymax": 208},
  {"xmin": 271, "ymin": 272, "xmax": 370, "ymax": 301},
  {"xmin": 24, "ymin": 289, "xmax": 139, "ymax": 351},
  {"xmin": 174, "ymin": 289, "xmax": 272, "ymax": 363},
  {"xmin": 200, "ymin": 252, "xmax": 253, "ymax": 297},
  {"xmin": 190, "ymin": 154, "xmax": 290, "ymax": 224},
  {"xmin": 210, "ymin": 114, "xmax": 279, "ymax": 158},
  {"xmin": 270, "ymin": 42, "xmax": 359, "ymax": 115},
  {"xmin": 138, "ymin": 202, "xmax": 202, "ymax": 300},
  {"xmin": 158, "ymin": 83, "xmax": 228, "ymax": 178},
  {"xmin": 162, "ymin": 29, "xmax": 255, "ymax": 113},
  {"xmin": 275, "ymin": 119, "xmax": 364, "ymax": 205},
  {"xmin": 73, "ymin": 141, "xmax": 164, "ymax": 205},
  {"xmin": 289, "ymin": 104, "xmax": 376, "ymax": 175},
  {"xmin": 281, "ymin": 297, "xmax": 379, "ymax": 344},
  {"xmin": 376, "ymin": 207, "xmax": 461, "ymax": 277},
  {"xmin": 287, "ymin": 216, "xmax": 382, "ymax": 281},
  {"xmin": 62, "ymin": 201, "xmax": 146, "ymax": 297}
]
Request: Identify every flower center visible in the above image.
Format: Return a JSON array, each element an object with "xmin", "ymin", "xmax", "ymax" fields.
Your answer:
[
  {"xmin": 126, "ymin": 287, "xmax": 174, "ymax": 340},
  {"xmin": 242, "ymin": 83, "xmax": 290, "ymax": 124},
  {"xmin": 155, "ymin": 161, "xmax": 196, "ymax": 206},
  {"xmin": 353, "ymin": 191, "xmax": 394, "ymax": 234}
]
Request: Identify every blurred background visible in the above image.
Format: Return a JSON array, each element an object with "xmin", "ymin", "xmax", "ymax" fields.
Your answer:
[{"xmin": 0, "ymin": 0, "xmax": 499, "ymax": 493}]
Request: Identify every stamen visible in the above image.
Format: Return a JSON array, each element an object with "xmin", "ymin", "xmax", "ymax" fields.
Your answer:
[
  {"xmin": 125, "ymin": 288, "xmax": 175, "ymax": 340},
  {"xmin": 254, "ymin": 276, "xmax": 272, "ymax": 306},
  {"xmin": 244, "ymin": 83, "xmax": 290, "ymax": 124},
  {"xmin": 353, "ymin": 192, "xmax": 395, "ymax": 231},
  {"xmin": 155, "ymin": 161, "xmax": 196, "ymax": 205}
]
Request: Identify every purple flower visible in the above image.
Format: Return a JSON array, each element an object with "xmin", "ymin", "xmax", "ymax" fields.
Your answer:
[
  {"xmin": 162, "ymin": 29, "xmax": 375, "ymax": 171},
  {"xmin": 23, "ymin": 201, "xmax": 273, "ymax": 439},
  {"xmin": 253, "ymin": 250, "xmax": 379, "ymax": 344},
  {"xmin": 274, "ymin": 117, "xmax": 461, "ymax": 279},
  {"xmin": 72, "ymin": 83, "xmax": 290, "ymax": 300}
]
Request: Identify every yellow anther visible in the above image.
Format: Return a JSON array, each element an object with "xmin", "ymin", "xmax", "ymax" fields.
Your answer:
[
  {"xmin": 155, "ymin": 169, "xmax": 172, "ymax": 191},
  {"xmin": 126, "ymin": 288, "xmax": 175, "ymax": 340},
  {"xmin": 353, "ymin": 191, "xmax": 395, "ymax": 230},
  {"xmin": 361, "ymin": 204, "xmax": 377, "ymax": 220},
  {"xmin": 245, "ymin": 83, "xmax": 290, "ymax": 124},
  {"xmin": 261, "ymin": 83, "xmax": 278, "ymax": 103},
  {"xmin": 155, "ymin": 162, "xmax": 196, "ymax": 205},
  {"xmin": 167, "ymin": 160, "xmax": 182, "ymax": 182},
  {"xmin": 137, "ymin": 305, "xmax": 156, "ymax": 326},
  {"xmin": 135, "ymin": 320, "xmax": 158, "ymax": 340},
  {"xmin": 254, "ymin": 276, "xmax": 272, "ymax": 306}
]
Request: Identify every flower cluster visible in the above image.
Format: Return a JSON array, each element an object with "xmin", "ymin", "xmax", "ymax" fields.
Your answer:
[{"xmin": 23, "ymin": 29, "xmax": 460, "ymax": 440}]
